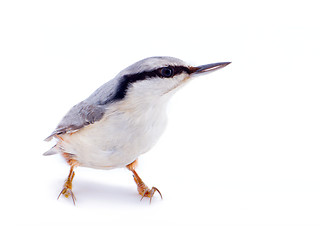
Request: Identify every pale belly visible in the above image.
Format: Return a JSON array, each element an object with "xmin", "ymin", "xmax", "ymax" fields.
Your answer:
[{"xmin": 58, "ymin": 107, "xmax": 168, "ymax": 169}]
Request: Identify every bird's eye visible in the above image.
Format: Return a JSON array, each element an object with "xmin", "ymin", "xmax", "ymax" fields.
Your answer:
[{"xmin": 161, "ymin": 67, "xmax": 174, "ymax": 78}]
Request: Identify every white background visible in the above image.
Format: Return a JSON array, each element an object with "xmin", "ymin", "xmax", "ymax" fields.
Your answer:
[{"xmin": 0, "ymin": 0, "xmax": 330, "ymax": 239}]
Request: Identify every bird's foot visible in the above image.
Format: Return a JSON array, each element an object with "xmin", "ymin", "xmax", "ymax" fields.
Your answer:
[
  {"xmin": 133, "ymin": 173, "xmax": 162, "ymax": 203},
  {"xmin": 126, "ymin": 160, "xmax": 163, "ymax": 203},
  {"xmin": 58, "ymin": 185, "xmax": 76, "ymax": 205},
  {"xmin": 57, "ymin": 168, "xmax": 76, "ymax": 205},
  {"xmin": 139, "ymin": 186, "xmax": 163, "ymax": 202}
]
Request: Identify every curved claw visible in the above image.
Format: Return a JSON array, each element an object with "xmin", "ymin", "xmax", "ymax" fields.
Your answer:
[
  {"xmin": 57, "ymin": 187, "xmax": 76, "ymax": 205},
  {"xmin": 140, "ymin": 186, "xmax": 163, "ymax": 203},
  {"xmin": 57, "ymin": 167, "xmax": 76, "ymax": 205},
  {"xmin": 126, "ymin": 163, "xmax": 163, "ymax": 204}
]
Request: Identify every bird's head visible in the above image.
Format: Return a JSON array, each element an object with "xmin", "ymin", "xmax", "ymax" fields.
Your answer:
[{"xmin": 111, "ymin": 56, "xmax": 231, "ymax": 103}]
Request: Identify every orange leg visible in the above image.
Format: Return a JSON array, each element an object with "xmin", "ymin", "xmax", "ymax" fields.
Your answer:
[
  {"xmin": 57, "ymin": 166, "xmax": 77, "ymax": 205},
  {"xmin": 126, "ymin": 160, "xmax": 162, "ymax": 203}
]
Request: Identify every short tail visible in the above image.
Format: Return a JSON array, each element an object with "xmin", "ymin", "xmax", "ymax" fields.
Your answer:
[{"xmin": 43, "ymin": 145, "xmax": 58, "ymax": 156}]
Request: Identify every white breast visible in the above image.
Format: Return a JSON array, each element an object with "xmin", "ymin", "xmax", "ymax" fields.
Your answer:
[{"xmin": 59, "ymin": 97, "xmax": 169, "ymax": 169}]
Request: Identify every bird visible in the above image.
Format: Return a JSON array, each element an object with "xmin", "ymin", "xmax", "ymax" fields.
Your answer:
[{"xmin": 44, "ymin": 56, "xmax": 231, "ymax": 204}]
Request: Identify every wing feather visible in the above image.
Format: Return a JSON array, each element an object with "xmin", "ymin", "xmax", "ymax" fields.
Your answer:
[{"xmin": 44, "ymin": 101, "xmax": 105, "ymax": 141}]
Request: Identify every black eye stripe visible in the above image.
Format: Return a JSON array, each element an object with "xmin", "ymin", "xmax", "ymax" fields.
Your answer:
[
  {"xmin": 123, "ymin": 65, "xmax": 191, "ymax": 84},
  {"xmin": 152, "ymin": 66, "xmax": 191, "ymax": 78},
  {"xmin": 98, "ymin": 66, "xmax": 192, "ymax": 105}
]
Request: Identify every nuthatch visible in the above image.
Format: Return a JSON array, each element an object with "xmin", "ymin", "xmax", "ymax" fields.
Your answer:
[{"xmin": 44, "ymin": 56, "xmax": 231, "ymax": 204}]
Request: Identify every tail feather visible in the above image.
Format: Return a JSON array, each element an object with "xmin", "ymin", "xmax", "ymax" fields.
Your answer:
[
  {"xmin": 44, "ymin": 133, "xmax": 55, "ymax": 142},
  {"xmin": 43, "ymin": 145, "xmax": 58, "ymax": 156}
]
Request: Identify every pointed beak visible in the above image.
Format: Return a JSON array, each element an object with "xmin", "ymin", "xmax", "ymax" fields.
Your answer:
[{"xmin": 190, "ymin": 62, "xmax": 231, "ymax": 75}]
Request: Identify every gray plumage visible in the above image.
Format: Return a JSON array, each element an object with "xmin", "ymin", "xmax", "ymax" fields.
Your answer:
[
  {"xmin": 44, "ymin": 57, "xmax": 187, "ymax": 142},
  {"xmin": 44, "ymin": 56, "xmax": 231, "ymax": 203},
  {"xmin": 44, "ymin": 102, "xmax": 105, "ymax": 141}
]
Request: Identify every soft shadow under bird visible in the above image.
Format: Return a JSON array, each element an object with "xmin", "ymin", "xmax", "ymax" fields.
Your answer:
[{"xmin": 44, "ymin": 56, "xmax": 231, "ymax": 205}]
